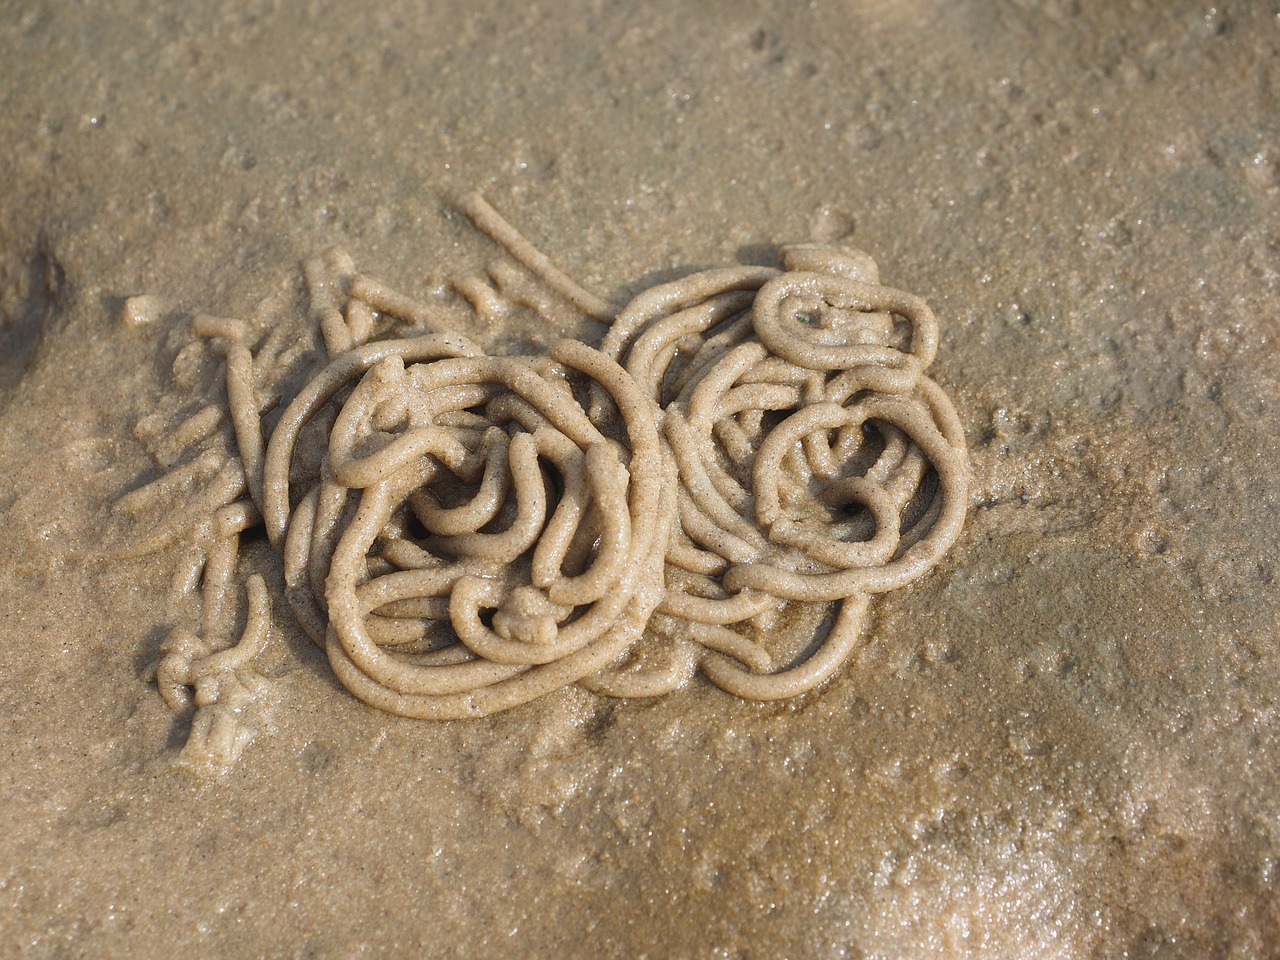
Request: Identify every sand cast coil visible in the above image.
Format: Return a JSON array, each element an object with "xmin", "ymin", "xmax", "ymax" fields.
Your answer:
[
  {"xmin": 591, "ymin": 243, "xmax": 969, "ymax": 701},
  {"xmin": 120, "ymin": 197, "xmax": 970, "ymax": 730},
  {"xmin": 277, "ymin": 342, "xmax": 674, "ymax": 719}
]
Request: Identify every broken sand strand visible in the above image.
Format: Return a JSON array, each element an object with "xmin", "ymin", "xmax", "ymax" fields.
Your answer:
[
  {"xmin": 117, "ymin": 194, "xmax": 970, "ymax": 738},
  {"xmin": 460, "ymin": 192, "xmax": 620, "ymax": 322}
]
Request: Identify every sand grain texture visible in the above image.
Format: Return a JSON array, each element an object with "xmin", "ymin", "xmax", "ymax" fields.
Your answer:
[{"xmin": 2, "ymin": 1, "xmax": 1279, "ymax": 957}]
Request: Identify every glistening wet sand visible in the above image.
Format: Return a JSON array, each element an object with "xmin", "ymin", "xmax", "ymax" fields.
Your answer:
[{"xmin": 2, "ymin": 2, "xmax": 1279, "ymax": 956}]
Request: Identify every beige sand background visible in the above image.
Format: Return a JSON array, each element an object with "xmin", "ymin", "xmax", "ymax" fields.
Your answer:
[{"xmin": 2, "ymin": 1, "xmax": 1279, "ymax": 956}]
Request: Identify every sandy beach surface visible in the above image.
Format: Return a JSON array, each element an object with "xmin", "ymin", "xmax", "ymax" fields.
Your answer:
[{"xmin": 2, "ymin": 1, "xmax": 1279, "ymax": 956}]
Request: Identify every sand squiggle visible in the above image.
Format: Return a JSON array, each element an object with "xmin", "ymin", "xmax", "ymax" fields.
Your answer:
[{"xmin": 118, "ymin": 196, "xmax": 969, "ymax": 759}]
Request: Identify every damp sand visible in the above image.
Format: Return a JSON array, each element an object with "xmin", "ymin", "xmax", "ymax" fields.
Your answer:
[{"xmin": 2, "ymin": 2, "xmax": 1279, "ymax": 956}]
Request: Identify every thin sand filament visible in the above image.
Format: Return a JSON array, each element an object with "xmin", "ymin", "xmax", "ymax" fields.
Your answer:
[{"xmin": 460, "ymin": 192, "xmax": 619, "ymax": 322}]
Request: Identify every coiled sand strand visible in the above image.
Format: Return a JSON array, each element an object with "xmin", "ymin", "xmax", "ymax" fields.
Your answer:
[{"xmin": 120, "ymin": 195, "xmax": 970, "ymax": 733}]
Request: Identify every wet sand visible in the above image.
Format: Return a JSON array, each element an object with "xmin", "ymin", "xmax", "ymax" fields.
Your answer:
[{"xmin": 2, "ymin": 1, "xmax": 1279, "ymax": 956}]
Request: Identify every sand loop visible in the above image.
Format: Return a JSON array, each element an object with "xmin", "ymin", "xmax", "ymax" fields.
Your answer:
[
  {"xmin": 313, "ymin": 343, "xmax": 673, "ymax": 718},
  {"xmin": 597, "ymin": 243, "xmax": 970, "ymax": 700}
]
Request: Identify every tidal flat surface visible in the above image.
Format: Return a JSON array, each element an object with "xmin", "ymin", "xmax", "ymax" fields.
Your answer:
[{"xmin": 1, "ymin": 2, "xmax": 1278, "ymax": 956}]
